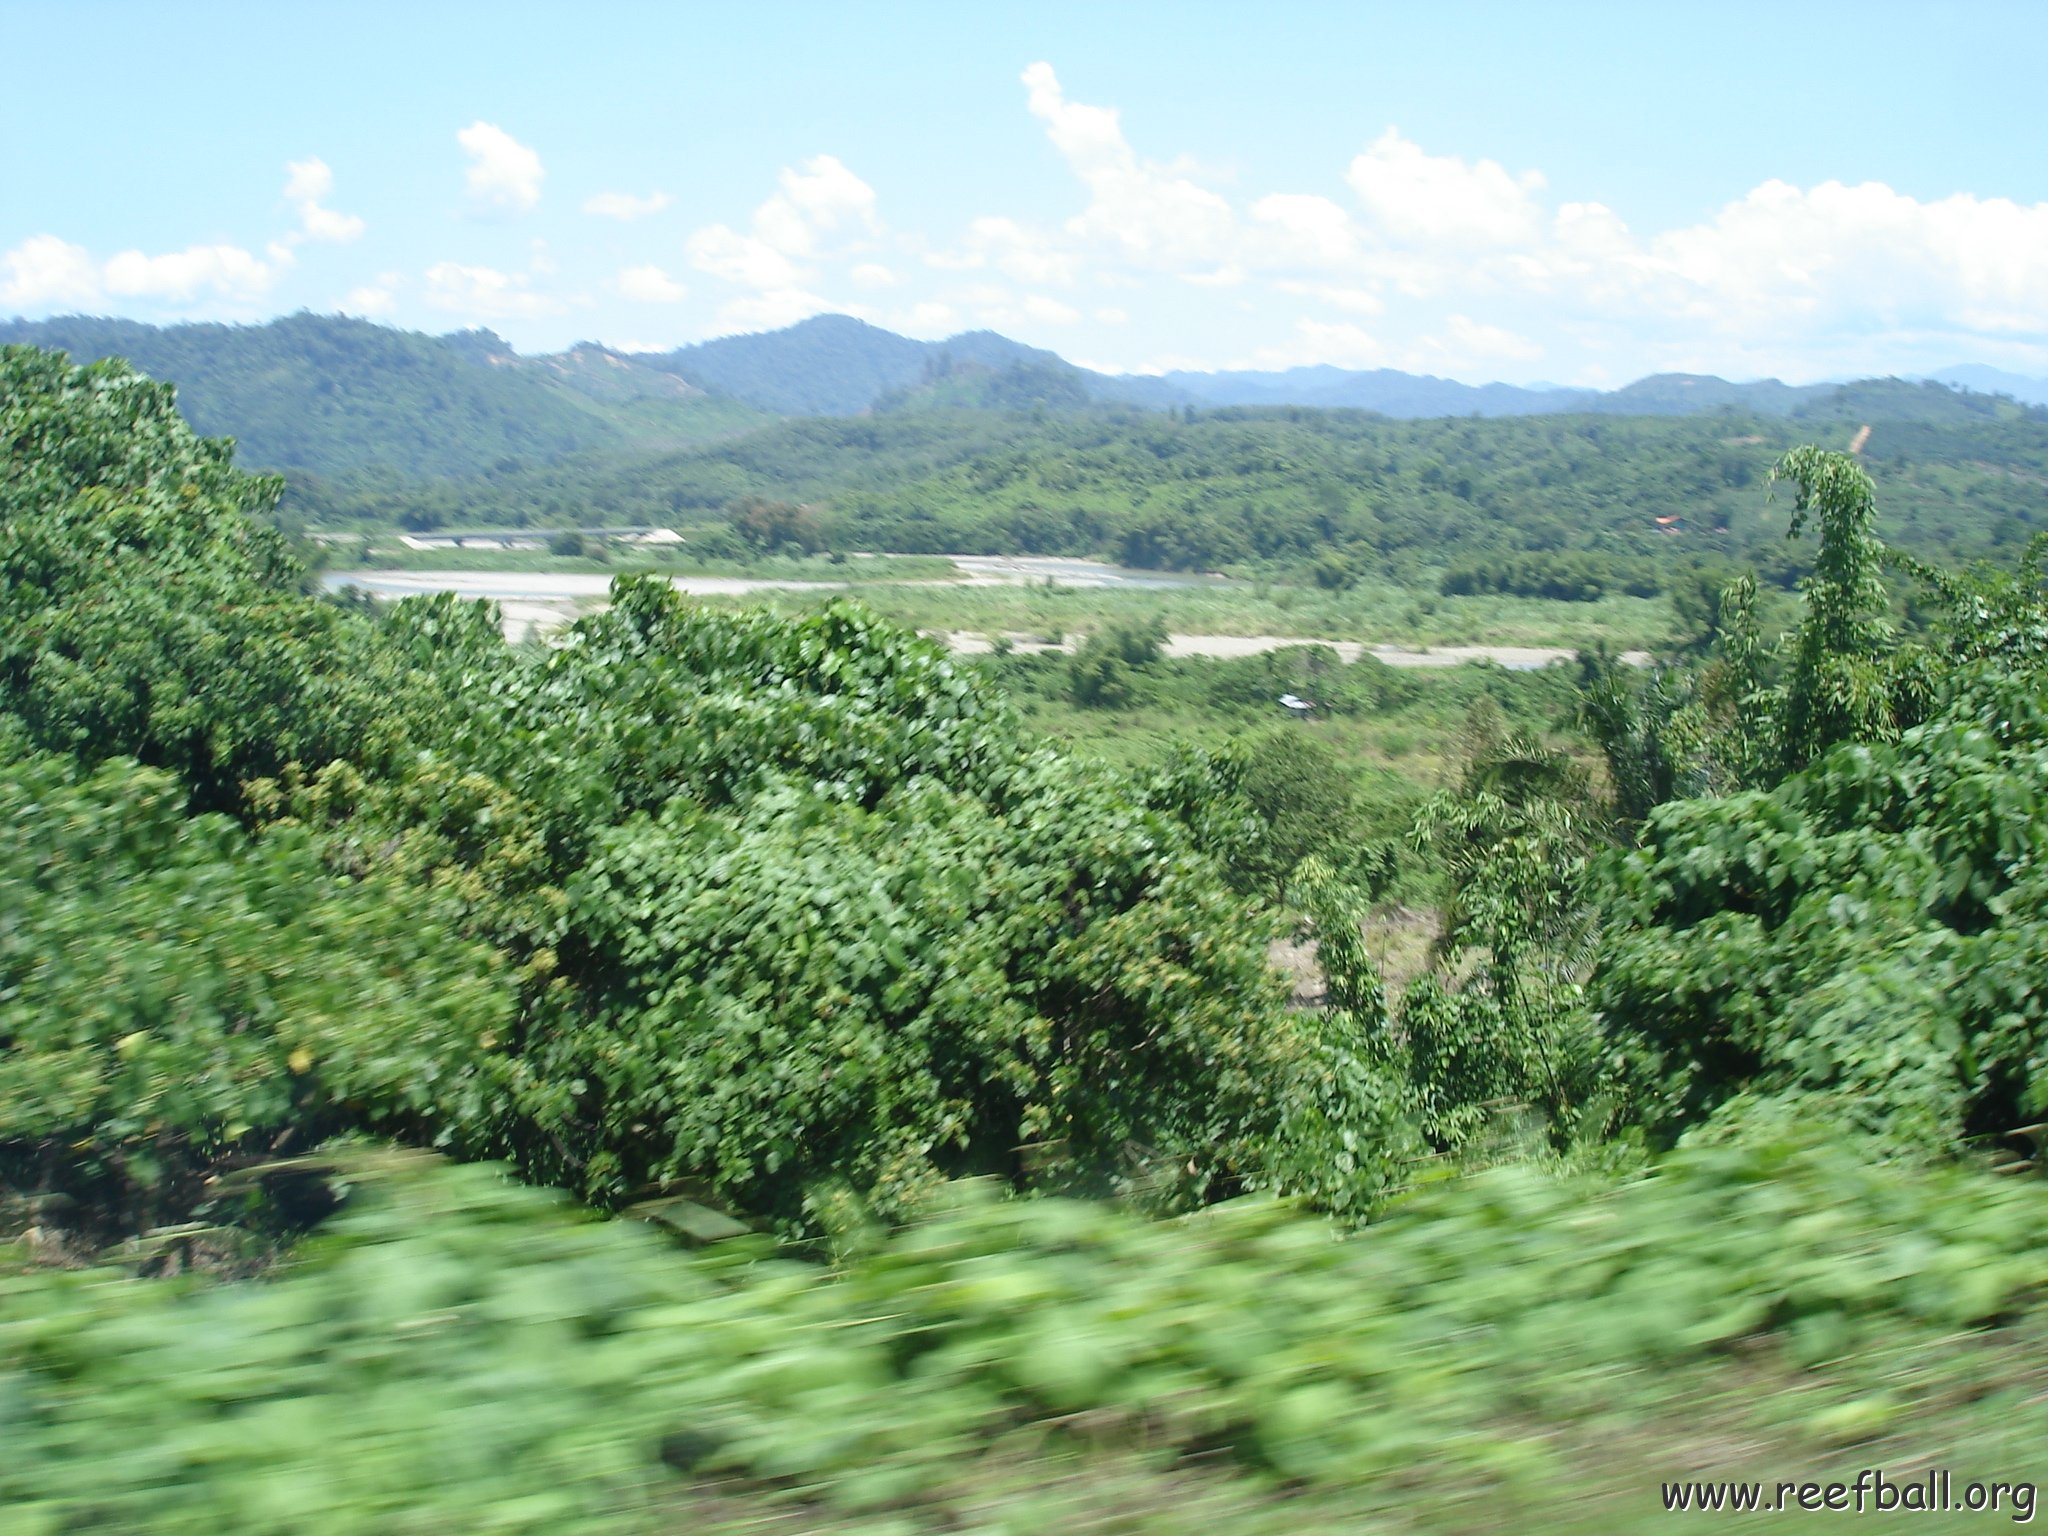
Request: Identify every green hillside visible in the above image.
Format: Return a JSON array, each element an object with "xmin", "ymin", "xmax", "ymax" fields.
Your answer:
[
  {"xmin": 0, "ymin": 314, "xmax": 768, "ymax": 480},
  {"xmin": 359, "ymin": 392, "xmax": 2048, "ymax": 597}
]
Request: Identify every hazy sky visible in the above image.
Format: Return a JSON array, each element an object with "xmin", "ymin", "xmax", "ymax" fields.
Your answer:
[{"xmin": 6, "ymin": 1, "xmax": 2046, "ymax": 384}]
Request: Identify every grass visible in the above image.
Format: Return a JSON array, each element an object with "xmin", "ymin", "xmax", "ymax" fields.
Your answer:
[
  {"xmin": 683, "ymin": 574, "xmax": 1678, "ymax": 653},
  {"xmin": 318, "ymin": 535, "xmax": 1682, "ymax": 653}
]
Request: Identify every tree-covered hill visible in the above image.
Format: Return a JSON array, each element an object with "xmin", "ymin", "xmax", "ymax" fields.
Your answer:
[
  {"xmin": 647, "ymin": 314, "xmax": 1185, "ymax": 415},
  {"xmin": 0, "ymin": 314, "xmax": 768, "ymax": 480},
  {"xmin": 17, "ymin": 312, "xmax": 2042, "ymax": 493},
  {"xmin": 366, "ymin": 390, "xmax": 2048, "ymax": 594}
]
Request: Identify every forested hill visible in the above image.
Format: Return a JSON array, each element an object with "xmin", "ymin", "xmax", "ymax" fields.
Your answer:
[
  {"xmin": 11, "ymin": 313, "xmax": 2046, "ymax": 585},
  {"xmin": 347, "ymin": 382, "xmax": 2048, "ymax": 587},
  {"xmin": 0, "ymin": 314, "xmax": 770, "ymax": 480},
  {"xmin": 14, "ymin": 312, "xmax": 2046, "ymax": 492}
]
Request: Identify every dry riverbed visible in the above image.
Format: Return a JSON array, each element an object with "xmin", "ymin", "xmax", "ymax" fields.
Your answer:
[{"xmin": 324, "ymin": 560, "xmax": 1648, "ymax": 669}]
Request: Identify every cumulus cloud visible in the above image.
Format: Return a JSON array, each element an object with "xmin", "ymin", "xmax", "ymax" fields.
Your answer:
[
  {"xmin": 684, "ymin": 154, "xmax": 881, "ymax": 313},
  {"xmin": 618, "ymin": 263, "xmax": 687, "ymax": 303},
  {"xmin": 423, "ymin": 261, "xmax": 559, "ymax": 319},
  {"xmin": 103, "ymin": 244, "xmax": 274, "ymax": 301},
  {"xmin": 1276, "ymin": 280, "xmax": 1384, "ymax": 316},
  {"xmin": 458, "ymin": 122, "xmax": 544, "ymax": 210},
  {"xmin": 1495, "ymin": 179, "xmax": 2048, "ymax": 375},
  {"xmin": 1, "ymin": 235, "xmax": 100, "ymax": 306},
  {"xmin": 669, "ymin": 156, "xmax": 891, "ymax": 334},
  {"xmin": 1250, "ymin": 319, "xmax": 1388, "ymax": 370},
  {"xmin": 282, "ymin": 157, "xmax": 364, "ymax": 243},
  {"xmin": 686, "ymin": 224, "xmax": 804, "ymax": 290},
  {"xmin": 1435, "ymin": 313, "xmax": 1543, "ymax": 362},
  {"xmin": 768, "ymin": 155, "xmax": 878, "ymax": 242},
  {"xmin": 898, "ymin": 300, "xmax": 959, "ymax": 335},
  {"xmin": 583, "ymin": 190, "xmax": 671, "ymax": 220},
  {"xmin": 1021, "ymin": 61, "xmax": 1235, "ymax": 265},
  {"xmin": 966, "ymin": 216, "xmax": 1081, "ymax": 286},
  {"xmin": 716, "ymin": 287, "xmax": 840, "ymax": 332},
  {"xmin": 1347, "ymin": 129, "xmax": 1546, "ymax": 248},
  {"xmin": 1249, "ymin": 194, "xmax": 1359, "ymax": 268},
  {"xmin": 344, "ymin": 281, "xmax": 398, "ymax": 316}
]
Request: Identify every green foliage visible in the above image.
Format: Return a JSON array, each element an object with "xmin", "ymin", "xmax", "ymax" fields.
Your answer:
[
  {"xmin": 1067, "ymin": 616, "xmax": 1166, "ymax": 707},
  {"xmin": 730, "ymin": 494, "xmax": 821, "ymax": 553},
  {"xmin": 0, "ymin": 314, "xmax": 764, "ymax": 482},
  {"xmin": 1774, "ymin": 447, "xmax": 1898, "ymax": 771},
  {"xmin": 1221, "ymin": 727, "xmax": 1364, "ymax": 897},
  {"xmin": 7, "ymin": 1137, "xmax": 2048, "ymax": 1532},
  {"xmin": 1592, "ymin": 658, "xmax": 2048, "ymax": 1151},
  {"xmin": 1574, "ymin": 652, "xmax": 1714, "ymax": 824},
  {"xmin": 1381, "ymin": 705, "xmax": 1609, "ymax": 1148},
  {"xmin": 0, "ymin": 345, "xmax": 469, "ymax": 814},
  {"xmin": 3, "ymin": 345, "xmax": 1397, "ymax": 1240},
  {"xmin": 1441, "ymin": 549, "xmax": 1661, "ymax": 603},
  {"xmin": 0, "ymin": 750, "xmax": 510, "ymax": 1237}
]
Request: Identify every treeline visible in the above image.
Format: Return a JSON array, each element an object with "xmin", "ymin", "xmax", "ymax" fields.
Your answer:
[
  {"xmin": 329, "ymin": 393, "xmax": 2048, "ymax": 596},
  {"xmin": 0, "ymin": 314, "xmax": 765, "ymax": 481},
  {"xmin": 1439, "ymin": 549, "xmax": 1665, "ymax": 602}
]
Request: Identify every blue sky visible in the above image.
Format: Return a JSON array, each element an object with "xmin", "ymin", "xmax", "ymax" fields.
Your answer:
[{"xmin": 5, "ymin": 1, "xmax": 2046, "ymax": 384}]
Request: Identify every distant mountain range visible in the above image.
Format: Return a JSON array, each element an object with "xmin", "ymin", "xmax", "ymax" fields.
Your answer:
[
  {"xmin": 5, "ymin": 310, "xmax": 2043, "ymax": 482},
  {"xmin": 1927, "ymin": 364, "xmax": 2048, "ymax": 408}
]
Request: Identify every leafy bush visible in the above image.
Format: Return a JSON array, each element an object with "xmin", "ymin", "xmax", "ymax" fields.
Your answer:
[
  {"xmin": 0, "ymin": 748, "xmax": 511, "ymax": 1239},
  {"xmin": 1067, "ymin": 616, "xmax": 1167, "ymax": 708},
  {"xmin": 1593, "ymin": 660, "xmax": 2048, "ymax": 1150},
  {"xmin": 4, "ymin": 346, "xmax": 1405, "ymax": 1237}
]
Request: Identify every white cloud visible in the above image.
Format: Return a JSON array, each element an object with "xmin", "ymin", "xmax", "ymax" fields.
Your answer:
[
  {"xmin": 1648, "ymin": 180, "xmax": 2048, "ymax": 337},
  {"xmin": 686, "ymin": 154, "xmax": 881, "ymax": 308},
  {"xmin": 898, "ymin": 300, "xmax": 959, "ymax": 335},
  {"xmin": 458, "ymin": 122, "xmax": 544, "ymax": 210},
  {"xmin": 103, "ymin": 244, "xmax": 274, "ymax": 301},
  {"xmin": 1276, "ymin": 280, "xmax": 1384, "ymax": 316},
  {"xmin": 1499, "ymin": 179, "xmax": 2048, "ymax": 376},
  {"xmin": 344, "ymin": 282, "xmax": 397, "ymax": 316},
  {"xmin": 686, "ymin": 224, "xmax": 804, "ymax": 289},
  {"xmin": 1436, "ymin": 314, "xmax": 1543, "ymax": 362},
  {"xmin": 1, "ymin": 235, "xmax": 100, "ymax": 306},
  {"xmin": 965, "ymin": 216, "xmax": 1080, "ymax": 285},
  {"xmin": 618, "ymin": 263, "xmax": 687, "ymax": 303},
  {"xmin": 1094, "ymin": 306, "xmax": 1129, "ymax": 324},
  {"xmin": 1249, "ymin": 193, "xmax": 1358, "ymax": 268},
  {"xmin": 850, "ymin": 262, "xmax": 898, "ymax": 289},
  {"xmin": 716, "ymin": 287, "xmax": 839, "ymax": 331},
  {"xmin": 1021, "ymin": 61, "xmax": 1234, "ymax": 264},
  {"xmin": 1347, "ymin": 129, "xmax": 1545, "ymax": 248},
  {"xmin": 282, "ymin": 156, "xmax": 363, "ymax": 243},
  {"xmin": 1242, "ymin": 319, "xmax": 1388, "ymax": 371},
  {"xmin": 1023, "ymin": 294, "xmax": 1080, "ymax": 324},
  {"xmin": 583, "ymin": 190, "xmax": 671, "ymax": 220},
  {"xmin": 744, "ymin": 154, "xmax": 881, "ymax": 258},
  {"xmin": 423, "ymin": 261, "xmax": 559, "ymax": 319},
  {"xmin": 776, "ymin": 155, "xmax": 879, "ymax": 232}
]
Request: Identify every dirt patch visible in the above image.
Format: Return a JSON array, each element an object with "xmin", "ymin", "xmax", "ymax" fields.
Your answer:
[{"xmin": 1271, "ymin": 905, "xmax": 1441, "ymax": 1011}]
